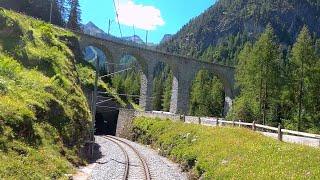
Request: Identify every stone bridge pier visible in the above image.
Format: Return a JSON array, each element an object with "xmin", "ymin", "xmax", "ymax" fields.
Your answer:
[
  {"xmin": 169, "ymin": 65, "xmax": 196, "ymax": 114},
  {"xmin": 139, "ymin": 63, "xmax": 155, "ymax": 111}
]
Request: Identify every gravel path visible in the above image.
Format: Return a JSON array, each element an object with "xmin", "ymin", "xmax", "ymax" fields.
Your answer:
[
  {"xmin": 261, "ymin": 132, "xmax": 320, "ymax": 147},
  {"xmin": 89, "ymin": 136, "xmax": 188, "ymax": 180}
]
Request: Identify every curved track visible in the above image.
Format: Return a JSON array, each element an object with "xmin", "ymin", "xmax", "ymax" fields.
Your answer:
[
  {"xmin": 103, "ymin": 136, "xmax": 129, "ymax": 180},
  {"xmin": 103, "ymin": 136, "xmax": 151, "ymax": 180}
]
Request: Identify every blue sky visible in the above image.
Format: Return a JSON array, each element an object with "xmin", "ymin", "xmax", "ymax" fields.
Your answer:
[{"xmin": 79, "ymin": 0, "xmax": 216, "ymax": 44}]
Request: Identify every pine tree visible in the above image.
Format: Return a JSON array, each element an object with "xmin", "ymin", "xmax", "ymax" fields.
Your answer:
[
  {"xmin": 152, "ymin": 76, "xmax": 164, "ymax": 110},
  {"xmin": 209, "ymin": 77, "xmax": 224, "ymax": 117},
  {"xmin": 255, "ymin": 25, "xmax": 281, "ymax": 125},
  {"xmin": 290, "ymin": 26, "xmax": 317, "ymax": 131},
  {"xmin": 229, "ymin": 43, "xmax": 260, "ymax": 121},
  {"xmin": 67, "ymin": 0, "xmax": 81, "ymax": 30},
  {"xmin": 232, "ymin": 25, "xmax": 281, "ymax": 124},
  {"xmin": 51, "ymin": 0, "xmax": 65, "ymax": 26},
  {"xmin": 162, "ymin": 72, "xmax": 173, "ymax": 112},
  {"xmin": 189, "ymin": 70, "xmax": 224, "ymax": 117},
  {"xmin": 0, "ymin": 0, "xmax": 65, "ymax": 26}
]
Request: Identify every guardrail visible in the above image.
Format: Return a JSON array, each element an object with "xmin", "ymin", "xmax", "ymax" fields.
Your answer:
[
  {"xmin": 138, "ymin": 111, "xmax": 320, "ymax": 147},
  {"xmin": 216, "ymin": 119, "xmax": 320, "ymax": 145}
]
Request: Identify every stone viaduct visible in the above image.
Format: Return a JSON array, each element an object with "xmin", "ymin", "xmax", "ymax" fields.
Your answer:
[{"xmin": 76, "ymin": 32, "xmax": 236, "ymax": 115}]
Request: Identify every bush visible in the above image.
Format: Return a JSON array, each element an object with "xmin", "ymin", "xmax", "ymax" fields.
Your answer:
[
  {"xmin": 227, "ymin": 94, "xmax": 259, "ymax": 122},
  {"xmin": 0, "ymin": 10, "xmax": 22, "ymax": 37},
  {"xmin": 39, "ymin": 24, "xmax": 54, "ymax": 44},
  {"xmin": 0, "ymin": 78, "xmax": 8, "ymax": 95}
]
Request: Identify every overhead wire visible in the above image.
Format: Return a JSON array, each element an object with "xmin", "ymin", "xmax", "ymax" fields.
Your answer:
[
  {"xmin": 112, "ymin": 0, "xmax": 123, "ymax": 37},
  {"xmin": 96, "ymin": 98, "xmax": 115, "ymax": 105},
  {"xmin": 99, "ymin": 68, "xmax": 132, "ymax": 78}
]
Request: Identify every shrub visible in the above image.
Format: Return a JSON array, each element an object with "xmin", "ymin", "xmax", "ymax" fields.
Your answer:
[
  {"xmin": 0, "ymin": 10, "xmax": 22, "ymax": 37},
  {"xmin": 0, "ymin": 78, "xmax": 8, "ymax": 95},
  {"xmin": 39, "ymin": 24, "xmax": 54, "ymax": 44}
]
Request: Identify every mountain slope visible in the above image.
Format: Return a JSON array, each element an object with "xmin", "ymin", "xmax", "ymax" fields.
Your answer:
[
  {"xmin": 82, "ymin": 21, "xmax": 145, "ymax": 44},
  {"xmin": 160, "ymin": 34, "xmax": 173, "ymax": 44},
  {"xmin": 159, "ymin": 0, "xmax": 320, "ymax": 65}
]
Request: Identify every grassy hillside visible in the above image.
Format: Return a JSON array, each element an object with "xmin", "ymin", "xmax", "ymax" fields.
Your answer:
[
  {"xmin": 132, "ymin": 117, "xmax": 320, "ymax": 179},
  {"xmin": 0, "ymin": 8, "xmax": 124, "ymax": 179}
]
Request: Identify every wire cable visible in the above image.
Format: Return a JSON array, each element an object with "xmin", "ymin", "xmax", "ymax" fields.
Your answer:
[
  {"xmin": 97, "ymin": 92, "xmax": 157, "ymax": 99},
  {"xmin": 104, "ymin": 62, "xmax": 131, "ymax": 66},
  {"xmin": 113, "ymin": 0, "xmax": 123, "ymax": 37},
  {"xmin": 96, "ymin": 98, "xmax": 115, "ymax": 105},
  {"xmin": 96, "ymin": 106, "xmax": 120, "ymax": 109},
  {"xmin": 99, "ymin": 68, "xmax": 132, "ymax": 78}
]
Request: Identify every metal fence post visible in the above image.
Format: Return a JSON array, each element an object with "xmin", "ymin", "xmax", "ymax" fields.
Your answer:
[
  {"xmin": 232, "ymin": 120, "xmax": 235, "ymax": 127},
  {"xmin": 90, "ymin": 49, "xmax": 99, "ymax": 158},
  {"xmin": 239, "ymin": 120, "xmax": 241, "ymax": 127},
  {"xmin": 216, "ymin": 118, "xmax": 219, "ymax": 127},
  {"xmin": 198, "ymin": 117, "xmax": 201, "ymax": 125},
  {"xmin": 278, "ymin": 124, "xmax": 283, "ymax": 141}
]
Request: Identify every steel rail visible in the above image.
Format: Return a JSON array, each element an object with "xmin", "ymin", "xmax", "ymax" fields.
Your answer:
[
  {"xmin": 103, "ymin": 136, "xmax": 129, "ymax": 180},
  {"xmin": 106, "ymin": 136, "xmax": 151, "ymax": 180}
]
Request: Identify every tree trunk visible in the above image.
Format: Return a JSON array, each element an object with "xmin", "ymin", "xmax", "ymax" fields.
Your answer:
[
  {"xmin": 298, "ymin": 61, "xmax": 304, "ymax": 131},
  {"xmin": 259, "ymin": 63, "xmax": 263, "ymax": 123}
]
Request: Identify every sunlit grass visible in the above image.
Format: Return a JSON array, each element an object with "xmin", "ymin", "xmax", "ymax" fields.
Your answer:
[
  {"xmin": 0, "ymin": 8, "xmax": 92, "ymax": 178},
  {"xmin": 0, "ymin": 7, "xmax": 132, "ymax": 178},
  {"xmin": 132, "ymin": 117, "xmax": 320, "ymax": 179}
]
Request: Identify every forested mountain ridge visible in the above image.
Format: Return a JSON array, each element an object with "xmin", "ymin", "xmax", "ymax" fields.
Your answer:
[
  {"xmin": 159, "ymin": 0, "xmax": 320, "ymax": 65},
  {"xmin": 0, "ymin": 0, "xmax": 82, "ymax": 30}
]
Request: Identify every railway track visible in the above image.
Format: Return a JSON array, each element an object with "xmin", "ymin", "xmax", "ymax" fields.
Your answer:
[{"xmin": 103, "ymin": 136, "xmax": 151, "ymax": 180}]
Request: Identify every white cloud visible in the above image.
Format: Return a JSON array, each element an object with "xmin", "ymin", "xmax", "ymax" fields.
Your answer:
[{"xmin": 115, "ymin": 0, "xmax": 165, "ymax": 30}]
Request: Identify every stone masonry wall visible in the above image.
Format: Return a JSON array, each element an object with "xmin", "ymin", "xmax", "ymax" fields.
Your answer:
[{"xmin": 116, "ymin": 109, "xmax": 222, "ymax": 138}]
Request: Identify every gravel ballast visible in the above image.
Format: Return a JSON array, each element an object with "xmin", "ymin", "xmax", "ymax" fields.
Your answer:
[{"xmin": 89, "ymin": 136, "xmax": 188, "ymax": 180}]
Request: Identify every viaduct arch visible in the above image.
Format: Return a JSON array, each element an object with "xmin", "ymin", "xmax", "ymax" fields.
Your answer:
[{"xmin": 77, "ymin": 32, "xmax": 236, "ymax": 115}]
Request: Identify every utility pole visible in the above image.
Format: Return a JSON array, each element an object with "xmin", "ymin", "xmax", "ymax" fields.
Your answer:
[
  {"xmin": 133, "ymin": 24, "xmax": 136, "ymax": 37},
  {"xmin": 91, "ymin": 48, "xmax": 99, "ymax": 158},
  {"xmin": 50, "ymin": 0, "xmax": 53, "ymax": 23},
  {"xmin": 108, "ymin": 19, "xmax": 111, "ymax": 35},
  {"xmin": 145, "ymin": 30, "xmax": 148, "ymax": 45}
]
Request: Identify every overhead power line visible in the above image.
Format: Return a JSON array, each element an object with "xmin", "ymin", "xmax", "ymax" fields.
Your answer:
[
  {"xmin": 98, "ymin": 92, "xmax": 141, "ymax": 97},
  {"xmin": 99, "ymin": 68, "xmax": 132, "ymax": 78},
  {"xmin": 112, "ymin": 0, "xmax": 123, "ymax": 37},
  {"xmin": 96, "ymin": 98, "xmax": 115, "ymax": 105},
  {"xmin": 95, "ymin": 106, "xmax": 120, "ymax": 109},
  {"xmin": 97, "ymin": 92, "xmax": 157, "ymax": 99},
  {"xmin": 104, "ymin": 62, "xmax": 131, "ymax": 66}
]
